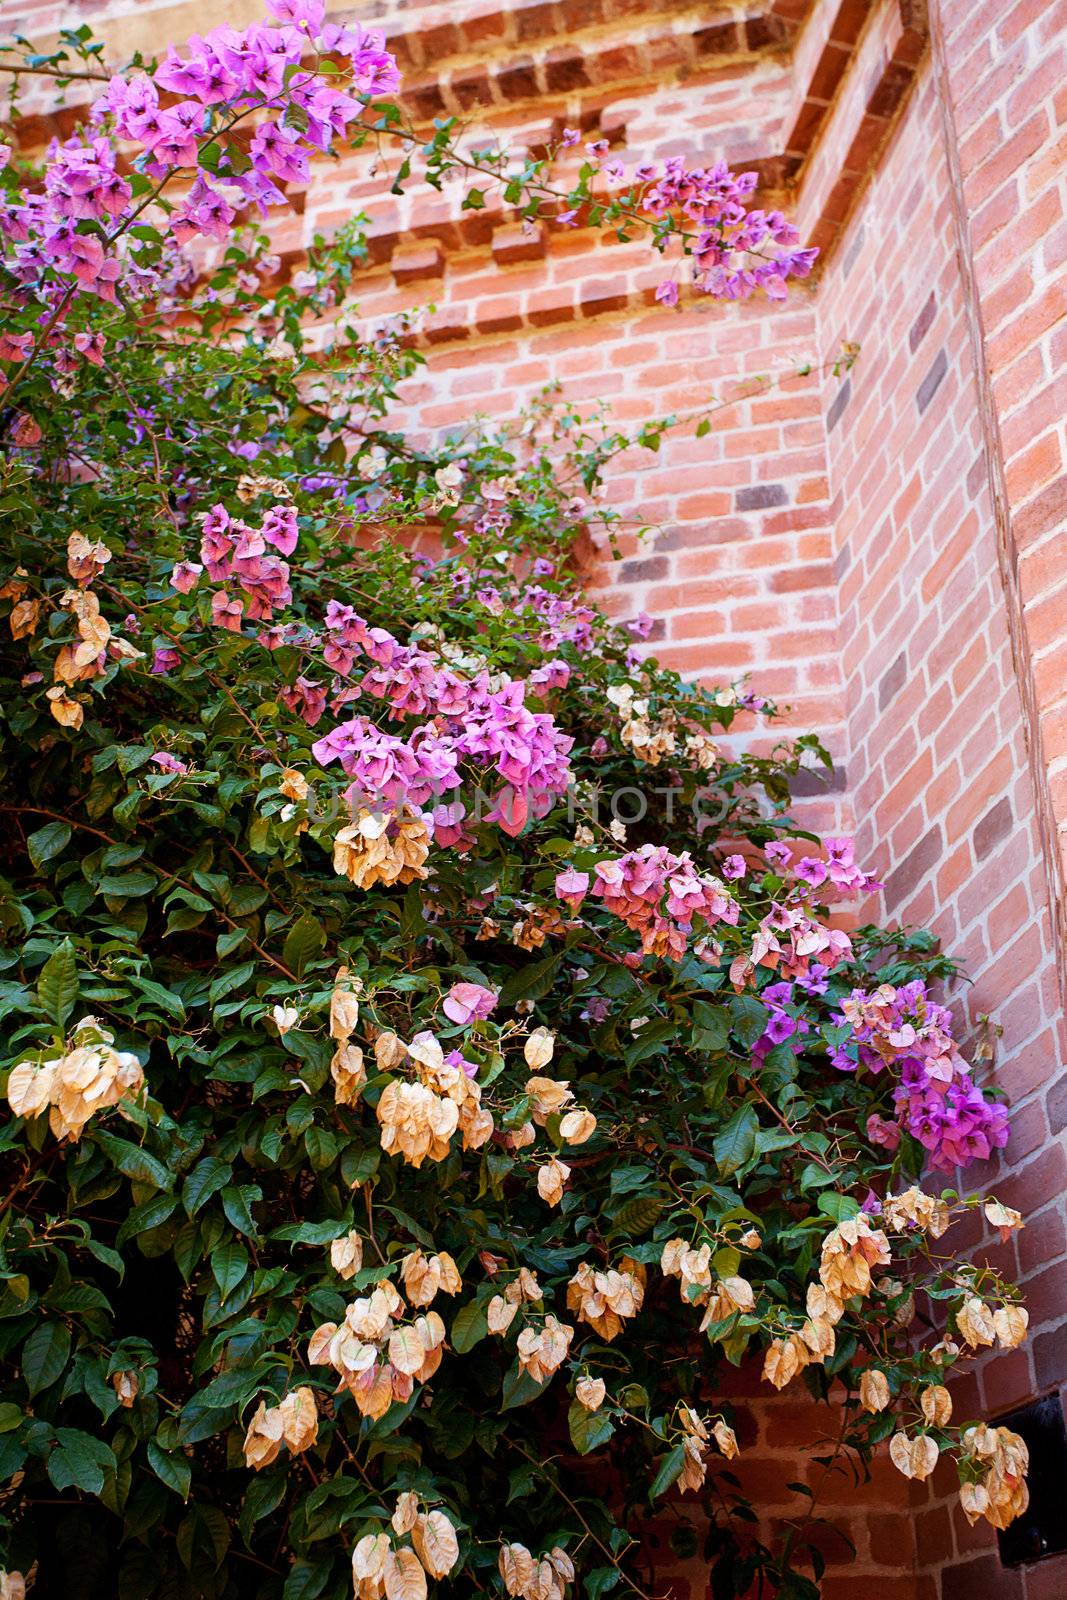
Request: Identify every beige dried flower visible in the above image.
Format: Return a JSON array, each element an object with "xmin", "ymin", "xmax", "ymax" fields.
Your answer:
[
  {"xmin": 859, "ymin": 1369, "xmax": 891, "ymax": 1413},
  {"xmin": 111, "ymin": 1370, "xmax": 139, "ymax": 1408},
  {"xmin": 536, "ymin": 1157, "xmax": 570, "ymax": 1207},
  {"xmin": 523, "ymin": 1028, "xmax": 555, "ymax": 1070},
  {"xmin": 889, "ymin": 1431, "xmax": 939, "ymax": 1481},
  {"xmin": 330, "ymin": 1230, "xmax": 364, "ymax": 1280},
  {"xmin": 920, "ymin": 1384, "xmax": 952, "ymax": 1427},
  {"xmin": 575, "ymin": 1376, "xmax": 606, "ymax": 1412}
]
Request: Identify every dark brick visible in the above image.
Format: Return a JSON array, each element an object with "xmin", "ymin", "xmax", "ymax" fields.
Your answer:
[
  {"xmin": 770, "ymin": 563, "xmax": 834, "ymax": 592},
  {"xmin": 868, "ymin": 59, "xmax": 915, "ymax": 118},
  {"xmin": 407, "ymin": 82, "xmax": 448, "ymax": 120},
  {"xmin": 941, "ymin": 1554, "xmax": 1023, "ymax": 1600},
  {"xmin": 974, "ymin": 795, "xmax": 1013, "ymax": 860},
  {"xmin": 745, "ymin": 14, "xmax": 789, "ymax": 50},
  {"xmin": 916, "ymin": 346, "xmax": 948, "ymax": 414},
  {"xmin": 909, "ymin": 291, "xmax": 937, "ymax": 353},
  {"xmin": 736, "ymin": 483, "xmax": 787, "ymax": 511},
  {"xmin": 885, "ymin": 824, "xmax": 942, "ymax": 906},
  {"xmin": 878, "ymin": 650, "xmax": 907, "ymax": 710},
  {"xmin": 830, "ymin": 0, "xmax": 869, "ymax": 46},
  {"xmin": 579, "ymin": 283, "xmax": 628, "ymax": 316},
  {"xmin": 451, "ymin": 68, "xmax": 492, "ymax": 110},
  {"xmin": 543, "ymin": 47, "xmax": 589, "ymax": 92},
  {"xmin": 618, "ymin": 557, "xmax": 668, "ymax": 582},
  {"xmin": 842, "ymin": 221, "xmax": 866, "ymax": 277},
  {"xmin": 496, "ymin": 57, "xmax": 539, "ymax": 99},
  {"xmin": 515, "ymin": 1, "xmax": 560, "ymax": 42},
  {"xmin": 1034, "ymin": 1323, "xmax": 1067, "ymax": 1392},
  {"xmin": 1047, "ymin": 1074, "xmax": 1067, "ymax": 1136},
  {"xmin": 1015, "ymin": 471, "xmax": 1067, "ymax": 547},
  {"xmin": 693, "ymin": 21, "xmax": 740, "ymax": 56},
  {"xmin": 791, "ymin": 763, "xmax": 848, "ymax": 796},
  {"xmin": 967, "ymin": 451, "xmax": 987, "ymax": 498},
  {"xmin": 833, "ymin": 539, "xmax": 852, "ymax": 581},
  {"xmin": 827, "ymin": 374, "xmax": 851, "ymax": 433}
]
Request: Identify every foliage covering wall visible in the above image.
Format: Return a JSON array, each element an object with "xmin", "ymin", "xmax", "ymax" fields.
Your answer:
[{"xmin": 0, "ymin": 4, "xmax": 1032, "ymax": 1597}]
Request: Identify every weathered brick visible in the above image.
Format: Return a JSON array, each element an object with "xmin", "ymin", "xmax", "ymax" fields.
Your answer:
[
  {"xmin": 915, "ymin": 347, "xmax": 949, "ymax": 413},
  {"xmin": 736, "ymin": 483, "xmax": 788, "ymax": 511}
]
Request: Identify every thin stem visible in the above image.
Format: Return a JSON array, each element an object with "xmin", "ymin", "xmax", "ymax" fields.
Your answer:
[
  {"xmin": 511, "ymin": 1442, "xmax": 661, "ymax": 1600},
  {"xmin": 0, "ymin": 62, "xmax": 111, "ymax": 82}
]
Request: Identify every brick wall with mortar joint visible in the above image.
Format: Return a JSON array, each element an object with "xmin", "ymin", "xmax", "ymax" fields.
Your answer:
[{"xmin": 1, "ymin": 0, "xmax": 1064, "ymax": 1594}]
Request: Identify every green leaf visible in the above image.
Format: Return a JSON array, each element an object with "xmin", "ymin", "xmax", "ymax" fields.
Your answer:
[
  {"xmin": 501, "ymin": 1363, "xmax": 549, "ymax": 1411},
  {"xmin": 283, "ymin": 913, "xmax": 326, "ymax": 976},
  {"xmin": 729, "ymin": 994, "xmax": 768, "ymax": 1049},
  {"xmin": 147, "ymin": 1437, "xmax": 192, "ymax": 1500},
  {"xmin": 27, "ymin": 821, "xmax": 71, "ymax": 870},
  {"xmin": 209, "ymin": 962, "xmax": 256, "ymax": 1005},
  {"xmin": 692, "ymin": 1000, "xmax": 729, "ymax": 1052},
  {"xmin": 818, "ymin": 1192, "xmax": 861, "ymax": 1223},
  {"xmin": 47, "ymin": 1428, "xmax": 115, "ymax": 1494},
  {"xmin": 649, "ymin": 1443, "xmax": 685, "ymax": 1500},
  {"xmin": 0, "ymin": 1404, "xmax": 22, "ymax": 1433},
  {"xmin": 98, "ymin": 870, "xmax": 157, "ymax": 898},
  {"xmin": 283, "ymin": 1560, "xmax": 331, "ymax": 1600},
  {"xmin": 94, "ymin": 1131, "xmax": 173, "ymax": 1192},
  {"xmin": 239, "ymin": 1471, "xmax": 287, "ymax": 1546},
  {"xmin": 116, "ymin": 1194, "xmax": 179, "ymax": 1247},
  {"xmin": 221, "ymin": 1184, "xmax": 261, "ymax": 1238},
  {"xmin": 210, "ymin": 1240, "xmax": 249, "ymax": 1299},
  {"xmin": 183, "ymin": 1157, "xmax": 232, "ymax": 1216},
  {"xmin": 499, "ymin": 951, "xmax": 563, "ymax": 1008},
  {"xmin": 450, "ymin": 1300, "xmax": 489, "ymax": 1354},
  {"xmin": 129, "ymin": 976, "xmax": 186, "ymax": 1020},
  {"xmin": 608, "ymin": 1195, "xmax": 664, "ymax": 1236},
  {"xmin": 568, "ymin": 1399, "xmax": 614, "ymax": 1455},
  {"xmin": 36, "ymin": 939, "xmax": 78, "ymax": 1028},
  {"xmin": 585, "ymin": 1568, "xmax": 622, "ymax": 1598},
  {"xmin": 713, "ymin": 1103, "xmax": 759, "ymax": 1177},
  {"xmin": 22, "ymin": 1321, "xmax": 71, "ymax": 1397}
]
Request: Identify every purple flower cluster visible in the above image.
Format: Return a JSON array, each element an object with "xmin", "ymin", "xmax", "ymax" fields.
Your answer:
[
  {"xmin": 169, "ymin": 501, "xmax": 297, "ymax": 629},
  {"xmin": 311, "ymin": 669, "xmax": 573, "ymax": 841},
  {"xmin": 834, "ymin": 981, "xmax": 1009, "ymax": 1173},
  {"xmin": 747, "ymin": 902, "xmax": 853, "ymax": 981},
  {"xmin": 583, "ymin": 151, "xmax": 817, "ymax": 304},
  {"xmin": 765, "ymin": 837, "xmax": 881, "ymax": 899},
  {"xmin": 0, "ymin": 2, "xmax": 400, "ymax": 321},
  {"xmin": 517, "ymin": 586, "xmax": 598, "ymax": 653},
  {"xmin": 752, "ymin": 965, "xmax": 831, "ymax": 1054},
  {"xmin": 591, "ymin": 845, "xmax": 740, "ymax": 961},
  {"xmin": 93, "ymin": 9, "xmax": 398, "ymax": 239}
]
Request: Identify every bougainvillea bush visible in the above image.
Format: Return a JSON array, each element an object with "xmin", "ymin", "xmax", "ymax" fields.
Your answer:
[{"xmin": 0, "ymin": 5, "xmax": 1030, "ymax": 1598}]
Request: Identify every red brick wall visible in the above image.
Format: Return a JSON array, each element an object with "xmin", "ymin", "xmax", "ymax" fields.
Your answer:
[{"xmin": 3, "ymin": 0, "xmax": 1064, "ymax": 1595}]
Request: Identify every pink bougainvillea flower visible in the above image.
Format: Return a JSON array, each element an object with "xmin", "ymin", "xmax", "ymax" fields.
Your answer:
[
  {"xmin": 867, "ymin": 1113, "xmax": 902, "ymax": 1151},
  {"xmin": 555, "ymin": 869, "xmax": 590, "ymax": 912},
  {"xmin": 211, "ymin": 590, "xmax": 244, "ymax": 632},
  {"xmin": 442, "ymin": 982, "xmax": 498, "ymax": 1026},
  {"xmin": 151, "ymin": 752, "xmax": 188, "ymax": 773},
  {"xmin": 151, "ymin": 646, "xmax": 180, "ymax": 674},
  {"xmin": 721, "ymin": 855, "xmax": 747, "ymax": 880},
  {"xmin": 795, "ymin": 856, "xmax": 828, "ymax": 887},
  {"xmin": 170, "ymin": 561, "xmax": 202, "ymax": 593}
]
